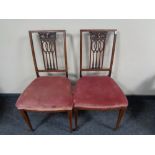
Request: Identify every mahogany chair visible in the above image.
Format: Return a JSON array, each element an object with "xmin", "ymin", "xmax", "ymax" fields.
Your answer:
[
  {"xmin": 73, "ymin": 29, "xmax": 128, "ymax": 130},
  {"xmin": 16, "ymin": 30, "xmax": 73, "ymax": 132}
]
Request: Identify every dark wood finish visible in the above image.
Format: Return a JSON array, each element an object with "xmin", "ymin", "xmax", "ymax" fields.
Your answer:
[
  {"xmin": 89, "ymin": 31, "xmax": 107, "ymax": 69},
  {"xmin": 29, "ymin": 30, "xmax": 68, "ymax": 77},
  {"xmin": 115, "ymin": 108, "xmax": 126, "ymax": 129},
  {"xmin": 39, "ymin": 32, "xmax": 58, "ymax": 70},
  {"xmin": 64, "ymin": 31, "xmax": 68, "ymax": 77},
  {"xmin": 19, "ymin": 30, "xmax": 72, "ymax": 132},
  {"xmin": 37, "ymin": 69, "xmax": 66, "ymax": 72},
  {"xmin": 80, "ymin": 30, "xmax": 82, "ymax": 77},
  {"xmin": 68, "ymin": 110, "xmax": 72, "ymax": 132},
  {"xmin": 29, "ymin": 31, "xmax": 39, "ymax": 77},
  {"xmin": 80, "ymin": 29, "xmax": 117, "ymax": 77},
  {"xmin": 20, "ymin": 110, "xmax": 33, "ymax": 131},
  {"xmin": 80, "ymin": 29, "xmax": 117, "ymax": 32},
  {"xmin": 81, "ymin": 68, "xmax": 110, "ymax": 72},
  {"xmin": 74, "ymin": 107, "xmax": 126, "ymax": 129},
  {"xmin": 109, "ymin": 32, "xmax": 117, "ymax": 76},
  {"xmin": 76, "ymin": 29, "xmax": 127, "ymax": 130}
]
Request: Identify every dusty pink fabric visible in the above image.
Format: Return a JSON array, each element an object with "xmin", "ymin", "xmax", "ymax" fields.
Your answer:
[
  {"xmin": 16, "ymin": 76, "xmax": 73, "ymax": 111},
  {"xmin": 73, "ymin": 76, "xmax": 128, "ymax": 110}
]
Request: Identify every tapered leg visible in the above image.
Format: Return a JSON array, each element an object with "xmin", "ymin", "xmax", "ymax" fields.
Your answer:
[
  {"xmin": 74, "ymin": 109, "xmax": 78, "ymax": 129},
  {"xmin": 20, "ymin": 110, "xmax": 33, "ymax": 131},
  {"xmin": 115, "ymin": 108, "xmax": 126, "ymax": 129},
  {"xmin": 68, "ymin": 110, "xmax": 72, "ymax": 132}
]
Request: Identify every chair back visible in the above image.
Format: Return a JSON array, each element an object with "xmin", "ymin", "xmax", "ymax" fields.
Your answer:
[
  {"xmin": 80, "ymin": 29, "xmax": 117, "ymax": 77},
  {"xmin": 29, "ymin": 30, "xmax": 68, "ymax": 77}
]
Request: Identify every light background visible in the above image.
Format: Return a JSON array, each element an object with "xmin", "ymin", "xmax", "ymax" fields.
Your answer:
[
  {"xmin": 0, "ymin": 0, "xmax": 155, "ymax": 154},
  {"xmin": 0, "ymin": 19, "xmax": 155, "ymax": 94}
]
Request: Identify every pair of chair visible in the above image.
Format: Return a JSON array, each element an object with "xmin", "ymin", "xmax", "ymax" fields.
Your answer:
[{"xmin": 16, "ymin": 29, "xmax": 128, "ymax": 132}]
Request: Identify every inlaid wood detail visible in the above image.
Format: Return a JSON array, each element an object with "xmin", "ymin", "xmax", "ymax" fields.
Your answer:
[
  {"xmin": 39, "ymin": 32, "xmax": 58, "ymax": 70},
  {"xmin": 89, "ymin": 31, "xmax": 107, "ymax": 69},
  {"xmin": 80, "ymin": 29, "xmax": 117, "ymax": 77},
  {"xmin": 29, "ymin": 30, "xmax": 68, "ymax": 77}
]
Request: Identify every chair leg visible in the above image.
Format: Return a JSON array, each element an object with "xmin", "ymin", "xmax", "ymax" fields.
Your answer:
[
  {"xmin": 74, "ymin": 109, "xmax": 78, "ymax": 129},
  {"xmin": 68, "ymin": 110, "xmax": 72, "ymax": 132},
  {"xmin": 20, "ymin": 110, "xmax": 33, "ymax": 131},
  {"xmin": 115, "ymin": 108, "xmax": 126, "ymax": 129}
]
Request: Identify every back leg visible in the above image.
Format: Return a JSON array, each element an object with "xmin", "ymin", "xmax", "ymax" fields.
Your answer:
[
  {"xmin": 115, "ymin": 108, "xmax": 126, "ymax": 129},
  {"xmin": 20, "ymin": 110, "xmax": 33, "ymax": 131}
]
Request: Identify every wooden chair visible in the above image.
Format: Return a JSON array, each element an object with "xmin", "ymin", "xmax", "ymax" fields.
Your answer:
[
  {"xmin": 73, "ymin": 29, "xmax": 128, "ymax": 130},
  {"xmin": 16, "ymin": 30, "xmax": 73, "ymax": 132}
]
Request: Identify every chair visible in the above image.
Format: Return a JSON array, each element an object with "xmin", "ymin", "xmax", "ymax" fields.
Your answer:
[
  {"xmin": 73, "ymin": 29, "xmax": 128, "ymax": 130},
  {"xmin": 16, "ymin": 30, "xmax": 73, "ymax": 131}
]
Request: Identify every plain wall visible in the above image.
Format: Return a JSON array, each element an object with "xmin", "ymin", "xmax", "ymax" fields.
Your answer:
[{"xmin": 0, "ymin": 19, "xmax": 155, "ymax": 95}]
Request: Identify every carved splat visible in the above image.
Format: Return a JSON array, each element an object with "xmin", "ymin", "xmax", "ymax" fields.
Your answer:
[
  {"xmin": 39, "ymin": 32, "xmax": 58, "ymax": 70},
  {"xmin": 89, "ymin": 31, "xmax": 107, "ymax": 69}
]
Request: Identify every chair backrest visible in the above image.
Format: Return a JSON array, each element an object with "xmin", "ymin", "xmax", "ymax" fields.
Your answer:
[
  {"xmin": 29, "ymin": 30, "xmax": 68, "ymax": 77},
  {"xmin": 80, "ymin": 29, "xmax": 117, "ymax": 77}
]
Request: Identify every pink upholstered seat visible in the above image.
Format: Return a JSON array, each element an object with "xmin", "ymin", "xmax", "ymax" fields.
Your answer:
[
  {"xmin": 16, "ymin": 76, "xmax": 73, "ymax": 111},
  {"xmin": 74, "ymin": 76, "xmax": 128, "ymax": 110}
]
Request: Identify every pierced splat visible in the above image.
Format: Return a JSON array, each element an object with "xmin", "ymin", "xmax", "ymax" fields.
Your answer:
[
  {"xmin": 39, "ymin": 32, "xmax": 58, "ymax": 70},
  {"xmin": 89, "ymin": 31, "xmax": 107, "ymax": 69}
]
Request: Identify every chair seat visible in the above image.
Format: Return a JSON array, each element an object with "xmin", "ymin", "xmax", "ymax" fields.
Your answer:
[
  {"xmin": 73, "ymin": 76, "xmax": 128, "ymax": 110},
  {"xmin": 16, "ymin": 76, "xmax": 73, "ymax": 111}
]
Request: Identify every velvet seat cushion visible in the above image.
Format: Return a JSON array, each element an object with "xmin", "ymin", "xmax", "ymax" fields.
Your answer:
[
  {"xmin": 73, "ymin": 76, "xmax": 128, "ymax": 110},
  {"xmin": 16, "ymin": 76, "xmax": 73, "ymax": 111}
]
